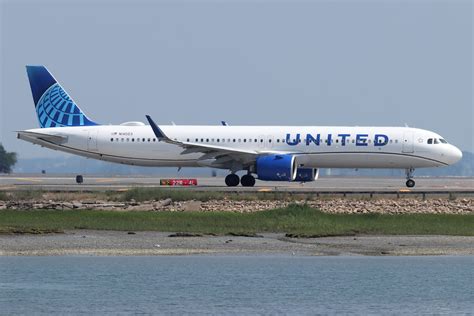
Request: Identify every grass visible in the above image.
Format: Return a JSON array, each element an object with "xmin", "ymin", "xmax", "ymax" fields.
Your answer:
[
  {"xmin": 0, "ymin": 205, "xmax": 472, "ymax": 236},
  {"xmin": 117, "ymin": 187, "xmax": 307, "ymax": 202},
  {"xmin": 0, "ymin": 188, "xmax": 304, "ymax": 202},
  {"xmin": 0, "ymin": 190, "xmax": 44, "ymax": 201}
]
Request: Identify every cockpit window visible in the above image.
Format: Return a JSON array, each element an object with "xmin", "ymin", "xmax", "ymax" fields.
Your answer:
[
  {"xmin": 439, "ymin": 139, "xmax": 448, "ymax": 144},
  {"xmin": 427, "ymin": 138, "xmax": 433, "ymax": 144},
  {"xmin": 434, "ymin": 139, "xmax": 440, "ymax": 144}
]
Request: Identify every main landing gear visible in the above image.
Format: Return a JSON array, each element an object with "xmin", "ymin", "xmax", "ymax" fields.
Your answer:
[
  {"xmin": 225, "ymin": 173, "xmax": 256, "ymax": 187},
  {"xmin": 405, "ymin": 168, "xmax": 415, "ymax": 188},
  {"xmin": 225, "ymin": 174, "xmax": 240, "ymax": 187},
  {"xmin": 241, "ymin": 174, "xmax": 256, "ymax": 187}
]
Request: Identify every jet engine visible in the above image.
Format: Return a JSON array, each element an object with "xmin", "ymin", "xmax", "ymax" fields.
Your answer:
[{"xmin": 256, "ymin": 155, "xmax": 319, "ymax": 182}]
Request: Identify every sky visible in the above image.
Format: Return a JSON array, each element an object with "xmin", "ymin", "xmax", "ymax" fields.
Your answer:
[{"xmin": 0, "ymin": 0, "xmax": 472, "ymax": 159}]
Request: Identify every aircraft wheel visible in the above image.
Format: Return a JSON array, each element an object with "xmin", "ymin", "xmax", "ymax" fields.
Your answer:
[
  {"xmin": 76, "ymin": 175, "xmax": 84, "ymax": 184},
  {"xmin": 225, "ymin": 174, "xmax": 240, "ymax": 187},
  {"xmin": 241, "ymin": 174, "xmax": 256, "ymax": 187},
  {"xmin": 406, "ymin": 179, "xmax": 415, "ymax": 188}
]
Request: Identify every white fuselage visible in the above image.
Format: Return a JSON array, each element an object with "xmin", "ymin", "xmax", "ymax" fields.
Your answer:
[{"xmin": 18, "ymin": 125, "xmax": 462, "ymax": 170}]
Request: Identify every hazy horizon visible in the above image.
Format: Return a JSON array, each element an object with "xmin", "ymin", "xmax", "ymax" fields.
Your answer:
[{"xmin": 1, "ymin": 0, "xmax": 472, "ymax": 160}]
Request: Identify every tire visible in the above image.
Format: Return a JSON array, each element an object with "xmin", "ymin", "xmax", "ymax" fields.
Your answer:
[
  {"xmin": 76, "ymin": 175, "xmax": 84, "ymax": 184},
  {"xmin": 225, "ymin": 174, "xmax": 240, "ymax": 187},
  {"xmin": 241, "ymin": 174, "xmax": 256, "ymax": 187},
  {"xmin": 406, "ymin": 179, "xmax": 415, "ymax": 188}
]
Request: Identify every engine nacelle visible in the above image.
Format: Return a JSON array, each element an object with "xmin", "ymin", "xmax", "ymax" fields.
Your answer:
[
  {"xmin": 256, "ymin": 154, "xmax": 297, "ymax": 181},
  {"xmin": 294, "ymin": 168, "xmax": 319, "ymax": 182}
]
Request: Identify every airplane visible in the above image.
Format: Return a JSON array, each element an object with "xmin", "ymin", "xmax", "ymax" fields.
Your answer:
[{"xmin": 18, "ymin": 65, "xmax": 463, "ymax": 187}]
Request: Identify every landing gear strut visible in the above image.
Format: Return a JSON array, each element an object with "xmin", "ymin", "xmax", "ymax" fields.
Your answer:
[
  {"xmin": 225, "ymin": 173, "xmax": 240, "ymax": 187},
  {"xmin": 241, "ymin": 174, "xmax": 256, "ymax": 187},
  {"xmin": 405, "ymin": 168, "xmax": 415, "ymax": 188}
]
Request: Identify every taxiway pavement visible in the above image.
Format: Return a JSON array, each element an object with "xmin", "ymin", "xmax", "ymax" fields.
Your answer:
[{"xmin": 0, "ymin": 175, "xmax": 472, "ymax": 195}]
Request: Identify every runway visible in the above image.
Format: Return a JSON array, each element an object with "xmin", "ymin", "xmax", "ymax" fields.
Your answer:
[{"xmin": 0, "ymin": 175, "xmax": 473, "ymax": 196}]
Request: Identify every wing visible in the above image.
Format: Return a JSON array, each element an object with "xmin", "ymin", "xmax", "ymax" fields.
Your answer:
[{"xmin": 146, "ymin": 115, "xmax": 285, "ymax": 169}]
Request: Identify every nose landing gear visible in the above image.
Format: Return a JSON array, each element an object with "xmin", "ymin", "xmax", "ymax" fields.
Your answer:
[{"xmin": 405, "ymin": 168, "xmax": 415, "ymax": 188}]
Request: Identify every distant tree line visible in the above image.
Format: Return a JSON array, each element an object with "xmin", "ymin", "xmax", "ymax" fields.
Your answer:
[{"xmin": 0, "ymin": 144, "xmax": 17, "ymax": 173}]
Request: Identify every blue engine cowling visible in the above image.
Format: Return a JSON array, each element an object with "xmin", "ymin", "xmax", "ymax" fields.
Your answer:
[
  {"xmin": 256, "ymin": 154, "xmax": 297, "ymax": 181},
  {"xmin": 294, "ymin": 168, "xmax": 319, "ymax": 182}
]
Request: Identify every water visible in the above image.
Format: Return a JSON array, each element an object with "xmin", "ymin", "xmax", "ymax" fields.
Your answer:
[{"xmin": 0, "ymin": 256, "xmax": 472, "ymax": 315}]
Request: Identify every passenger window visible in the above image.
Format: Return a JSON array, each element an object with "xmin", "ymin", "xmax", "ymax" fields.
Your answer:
[
  {"xmin": 132, "ymin": 138, "xmax": 135, "ymax": 142},
  {"xmin": 217, "ymin": 139, "xmax": 220, "ymax": 142},
  {"xmin": 277, "ymin": 139, "xmax": 280, "ymax": 143},
  {"xmin": 142, "ymin": 138, "xmax": 145, "ymax": 142},
  {"xmin": 233, "ymin": 139, "xmax": 236, "ymax": 142},
  {"xmin": 269, "ymin": 139, "xmax": 272, "ymax": 143},
  {"xmin": 110, "ymin": 138, "xmax": 113, "ymax": 142},
  {"xmin": 260, "ymin": 139, "xmax": 264, "ymax": 143}
]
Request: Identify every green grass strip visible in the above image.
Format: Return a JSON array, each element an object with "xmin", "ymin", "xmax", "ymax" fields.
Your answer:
[{"xmin": 0, "ymin": 205, "xmax": 473, "ymax": 236}]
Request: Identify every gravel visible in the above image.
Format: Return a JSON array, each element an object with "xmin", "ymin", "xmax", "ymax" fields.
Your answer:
[{"xmin": 1, "ymin": 198, "xmax": 473, "ymax": 214}]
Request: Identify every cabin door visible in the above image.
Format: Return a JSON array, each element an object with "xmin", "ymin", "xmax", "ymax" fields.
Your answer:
[{"xmin": 87, "ymin": 131, "xmax": 98, "ymax": 151}]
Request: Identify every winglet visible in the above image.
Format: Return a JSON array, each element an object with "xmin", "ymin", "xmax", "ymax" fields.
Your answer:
[{"xmin": 145, "ymin": 115, "xmax": 166, "ymax": 139}]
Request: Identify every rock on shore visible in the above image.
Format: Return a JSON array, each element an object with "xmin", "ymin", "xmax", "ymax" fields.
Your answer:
[{"xmin": 0, "ymin": 198, "xmax": 472, "ymax": 214}]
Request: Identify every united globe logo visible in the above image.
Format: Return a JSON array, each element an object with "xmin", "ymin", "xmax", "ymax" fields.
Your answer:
[{"xmin": 36, "ymin": 83, "xmax": 87, "ymax": 128}]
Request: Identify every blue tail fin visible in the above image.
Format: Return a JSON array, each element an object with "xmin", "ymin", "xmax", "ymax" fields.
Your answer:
[{"xmin": 26, "ymin": 65, "xmax": 99, "ymax": 128}]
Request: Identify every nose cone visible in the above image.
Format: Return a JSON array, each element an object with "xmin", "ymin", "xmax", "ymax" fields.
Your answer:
[{"xmin": 446, "ymin": 145, "xmax": 463, "ymax": 165}]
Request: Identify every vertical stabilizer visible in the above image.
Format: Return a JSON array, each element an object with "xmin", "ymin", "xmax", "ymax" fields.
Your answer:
[{"xmin": 26, "ymin": 65, "xmax": 99, "ymax": 128}]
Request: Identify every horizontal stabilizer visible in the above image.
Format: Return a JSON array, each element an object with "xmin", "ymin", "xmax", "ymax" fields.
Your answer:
[{"xmin": 17, "ymin": 131, "xmax": 67, "ymax": 144}]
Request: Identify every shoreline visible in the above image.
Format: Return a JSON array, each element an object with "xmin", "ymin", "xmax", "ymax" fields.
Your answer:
[{"xmin": 1, "ymin": 230, "xmax": 473, "ymax": 256}]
